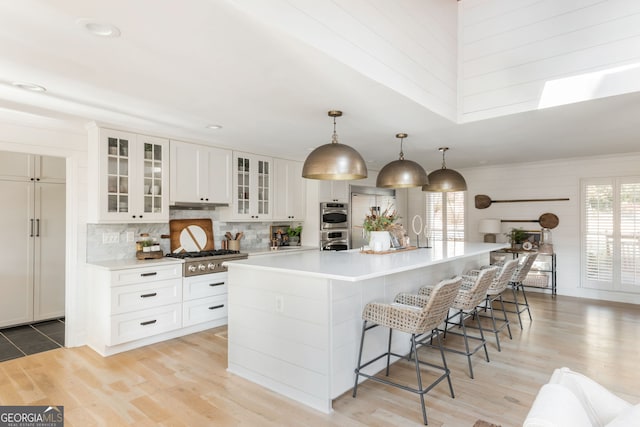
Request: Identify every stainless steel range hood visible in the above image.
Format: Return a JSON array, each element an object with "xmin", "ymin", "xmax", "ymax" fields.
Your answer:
[{"xmin": 170, "ymin": 201, "xmax": 229, "ymax": 210}]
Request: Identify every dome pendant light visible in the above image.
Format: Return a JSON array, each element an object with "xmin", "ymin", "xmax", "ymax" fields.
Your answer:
[
  {"xmin": 302, "ymin": 110, "xmax": 367, "ymax": 180},
  {"xmin": 376, "ymin": 133, "xmax": 429, "ymax": 188},
  {"xmin": 422, "ymin": 147, "xmax": 467, "ymax": 192}
]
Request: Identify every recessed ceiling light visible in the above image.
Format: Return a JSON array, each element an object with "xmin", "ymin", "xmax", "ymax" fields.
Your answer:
[
  {"xmin": 206, "ymin": 125, "xmax": 223, "ymax": 129},
  {"xmin": 77, "ymin": 19, "xmax": 121, "ymax": 37},
  {"xmin": 11, "ymin": 82, "xmax": 47, "ymax": 92}
]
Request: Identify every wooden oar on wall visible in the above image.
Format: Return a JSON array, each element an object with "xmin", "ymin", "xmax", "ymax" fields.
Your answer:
[
  {"xmin": 475, "ymin": 194, "xmax": 569, "ymax": 209},
  {"xmin": 501, "ymin": 213, "xmax": 560, "ymax": 229}
]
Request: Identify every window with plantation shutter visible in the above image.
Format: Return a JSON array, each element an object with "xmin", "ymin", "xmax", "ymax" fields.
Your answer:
[
  {"xmin": 582, "ymin": 178, "xmax": 640, "ymax": 292},
  {"xmin": 620, "ymin": 182, "xmax": 640, "ymax": 288},
  {"xmin": 425, "ymin": 191, "xmax": 465, "ymax": 242}
]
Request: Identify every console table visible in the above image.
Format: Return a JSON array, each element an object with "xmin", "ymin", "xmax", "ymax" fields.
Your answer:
[{"xmin": 491, "ymin": 249, "xmax": 556, "ymax": 296}]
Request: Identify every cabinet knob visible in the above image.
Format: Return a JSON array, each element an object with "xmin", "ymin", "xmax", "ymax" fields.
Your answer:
[
  {"xmin": 139, "ymin": 215, "xmax": 143, "ymax": 218},
  {"xmin": 132, "ymin": 215, "xmax": 137, "ymax": 218}
]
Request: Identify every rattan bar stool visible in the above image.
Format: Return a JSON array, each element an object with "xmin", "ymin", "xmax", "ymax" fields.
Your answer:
[
  {"xmin": 502, "ymin": 253, "xmax": 538, "ymax": 329},
  {"xmin": 352, "ymin": 277, "xmax": 462, "ymax": 425},
  {"xmin": 419, "ymin": 267, "xmax": 498, "ymax": 379},
  {"xmin": 462, "ymin": 258, "xmax": 519, "ymax": 352}
]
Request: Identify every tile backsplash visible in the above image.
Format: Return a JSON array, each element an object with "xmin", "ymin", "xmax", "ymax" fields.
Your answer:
[{"xmin": 86, "ymin": 209, "xmax": 298, "ymax": 262}]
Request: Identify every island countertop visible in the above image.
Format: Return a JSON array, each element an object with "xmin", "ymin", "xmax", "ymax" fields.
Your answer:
[{"xmin": 227, "ymin": 242, "xmax": 507, "ymax": 281}]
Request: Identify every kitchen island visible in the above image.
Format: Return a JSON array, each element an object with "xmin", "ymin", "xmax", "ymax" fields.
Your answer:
[{"xmin": 225, "ymin": 242, "xmax": 506, "ymax": 413}]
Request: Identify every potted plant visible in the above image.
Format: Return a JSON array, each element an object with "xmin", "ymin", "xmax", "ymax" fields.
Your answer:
[
  {"xmin": 286, "ymin": 225, "xmax": 302, "ymax": 246},
  {"xmin": 363, "ymin": 205, "xmax": 399, "ymax": 251},
  {"xmin": 507, "ymin": 227, "xmax": 528, "ymax": 250}
]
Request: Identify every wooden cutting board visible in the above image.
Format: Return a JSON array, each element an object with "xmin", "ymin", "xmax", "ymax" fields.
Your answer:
[{"xmin": 169, "ymin": 219, "xmax": 215, "ymax": 253}]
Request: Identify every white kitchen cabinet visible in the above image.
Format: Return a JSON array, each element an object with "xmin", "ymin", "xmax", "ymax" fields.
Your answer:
[
  {"xmin": 220, "ymin": 152, "xmax": 273, "ymax": 221},
  {"xmin": 0, "ymin": 152, "xmax": 65, "ymax": 183},
  {"xmin": 170, "ymin": 140, "xmax": 232, "ymax": 206},
  {"xmin": 0, "ymin": 152, "xmax": 65, "ymax": 328},
  {"xmin": 87, "ymin": 262, "xmax": 183, "ymax": 352},
  {"xmin": 87, "ymin": 125, "xmax": 169, "ymax": 223},
  {"xmin": 86, "ymin": 259, "xmax": 234, "ymax": 356},
  {"xmin": 110, "ymin": 303, "xmax": 182, "ymax": 346},
  {"xmin": 182, "ymin": 272, "xmax": 228, "ymax": 327},
  {"xmin": 273, "ymin": 158, "xmax": 306, "ymax": 221},
  {"xmin": 33, "ymin": 181, "xmax": 66, "ymax": 321},
  {"xmin": 319, "ymin": 180, "xmax": 349, "ymax": 203}
]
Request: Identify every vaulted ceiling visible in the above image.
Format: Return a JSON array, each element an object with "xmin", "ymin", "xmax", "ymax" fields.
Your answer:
[{"xmin": 1, "ymin": 0, "xmax": 639, "ymax": 171}]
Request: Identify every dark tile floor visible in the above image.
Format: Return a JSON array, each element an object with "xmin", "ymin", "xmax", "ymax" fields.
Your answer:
[{"xmin": 0, "ymin": 318, "xmax": 64, "ymax": 362}]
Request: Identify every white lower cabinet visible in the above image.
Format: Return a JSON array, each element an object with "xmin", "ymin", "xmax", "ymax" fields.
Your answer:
[
  {"xmin": 110, "ymin": 303, "xmax": 182, "ymax": 346},
  {"xmin": 87, "ymin": 262, "xmax": 183, "ymax": 355},
  {"xmin": 110, "ymin": 279, "xmax": 181, "ymax": 315},
  {"xmin": 87, "ymin": 261, "xmax": 230, "ymax": 356},
  {"xmin": 183, "ymin": 295, "xmax": 227, "ymax": 327},
  {"xmin": 182, "ymin": 272, "xmax": 228, "ymax": 327}
]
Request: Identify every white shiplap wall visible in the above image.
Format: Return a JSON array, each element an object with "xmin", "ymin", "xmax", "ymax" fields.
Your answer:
[
  {"xmin": 463, "ymin": 151, "xmax": 640, "ymax": 305},
  {"xmin": 459, "ymin": 0, "xmax": 640, "ymax": 122},
  {"xmin": 227, "ymin": 0, "xmax": 459, "ymax": 120}
]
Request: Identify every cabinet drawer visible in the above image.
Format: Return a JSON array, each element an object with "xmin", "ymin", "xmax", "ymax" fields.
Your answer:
[
  {"xmin": 183, "ymin": 273, "xmax": 227, "ymax": 301},
  {"xmin": 110, "ymin": 264, "xmax": 182, "ymax": 286},
  {"xmin": 109, "ymin": 303, "xmax": 182, "ymax": 345},
  {"xmin": 182, "ymin": 295, "xmax": 227, "ymax": 327},
  {"xmin": 111, "ymin": 279, "xmax": 182, "ymax": 315}
]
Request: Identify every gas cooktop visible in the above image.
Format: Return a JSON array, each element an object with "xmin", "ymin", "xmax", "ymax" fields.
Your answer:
[
  {"xmin": 165, "ymin": 249, "xmax": 241, "ymax": 259},
  {"xmin": 166, "ymin": 250, "xmax": 248, "ymax": 277}
]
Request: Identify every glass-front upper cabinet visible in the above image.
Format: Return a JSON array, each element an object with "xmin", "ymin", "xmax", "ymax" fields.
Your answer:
[
  {"xmin": 88, "ymin": 124, "xmax": 169, "ymax": 223},
  {"xmin": 106, "ymin": 134, "xmax": 131, "ymax": 215},
  {"xmin": 256, "ymin": 158, "xmax": 270, "ymax": 216},
  {"xmin": 222, "ymin": 152, "xmax": 272, "ymax": 221},
  {"xmin": 236, "ymin": 156, "xmax": 250, "ymax": 216},
  {"xmin": 141, "ymin": 139, "xmax": 164, "ymax": 216}
]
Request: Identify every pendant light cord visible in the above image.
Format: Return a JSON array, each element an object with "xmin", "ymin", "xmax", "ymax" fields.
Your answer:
[
  {"xmin": 331, "ymin": 116, "xmax": 338, "ymax": 144},
  {"xmin": 398, "ymin": 136, "xmax": 405, "ymax": 160},
  {"xmin": 439, "ymin": 147, "xmax": 449, "ymax": 169}
]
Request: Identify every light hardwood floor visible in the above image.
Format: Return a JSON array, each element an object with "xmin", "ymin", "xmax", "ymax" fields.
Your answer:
[{"xmin": 1, "ymin": 293, "xmax": 638, "ymax": 426}]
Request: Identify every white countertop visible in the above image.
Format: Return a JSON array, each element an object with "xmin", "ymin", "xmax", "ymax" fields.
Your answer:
[
  {"xmin": 87, "ymin": 257, "xmax": 183, "ymax": 270},
  {"xmin": 248, "ymin": 245, "xmax": 319, "ymax": 256},
  {"xmin": 228, "ymin": 242, "xmax": 508, "ymax": 281}
]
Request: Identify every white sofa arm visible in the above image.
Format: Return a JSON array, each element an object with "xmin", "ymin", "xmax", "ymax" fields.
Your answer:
[
  {"xmin": 523, "ymin": 367, "xmax": 633, "ymax": 427},
  {"xmin": 550, "ymin": 367, "xmax": 631, "ymax": 425},
  {"xmin": 523, "ymin": 384, "xmax": 592, "ymax": 427}
]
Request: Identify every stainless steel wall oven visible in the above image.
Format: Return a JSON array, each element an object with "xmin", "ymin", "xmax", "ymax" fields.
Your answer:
[
  {"xmin": 320, "ymin": 230, "xmax": 349, "ymax": 251},
  {"xmin": 320, "ymin": 202, "xmax": 349, "ymax": 251},
  {"xmin": 320, "ymin": 202, "xmax": 348, "ymax": 229}
]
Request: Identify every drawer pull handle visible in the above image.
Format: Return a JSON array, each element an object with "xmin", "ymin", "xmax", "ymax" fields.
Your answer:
[
  {"xmin": 140, "ymin": 319, "xmax": 157, "ymax": 326},
  {"xmin": 140, "ymin": 293, "xmax": 157, "ymax": 298},
  {"xmin": 209, "ymin": 282, "xmax": 225, "ymax": 287},
  {"xmin": 208, "ymin": 304, "xmax": 224, "ymax": 310},
  {"xmin": 140, "ymin": 272, "xmax": 158, "ymax": 277}
]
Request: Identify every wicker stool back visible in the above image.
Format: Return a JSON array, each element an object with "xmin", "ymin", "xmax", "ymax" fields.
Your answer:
[{"xmin": 353, "ymin": 277, "xmax": 462, "ymax": 425}]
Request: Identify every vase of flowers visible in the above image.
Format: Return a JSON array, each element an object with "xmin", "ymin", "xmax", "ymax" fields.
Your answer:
[{"xmin": 363, "ymin": 205, "xmax": 398, "ymax": 251}]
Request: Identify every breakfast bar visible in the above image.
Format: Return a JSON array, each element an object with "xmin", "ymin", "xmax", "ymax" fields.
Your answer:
[{"xmin": 226, "ymin": 242, "xmax": 506, "ymax": 413}]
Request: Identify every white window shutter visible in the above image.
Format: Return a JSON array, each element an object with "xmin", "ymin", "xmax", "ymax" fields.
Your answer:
[
  {"xmin": 425, "ymin": 191, "xmax": 465, "ymax": 242},
  {"xmin": 583, "ymin": 178, "xmax": 640, "ymax": 292}
]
